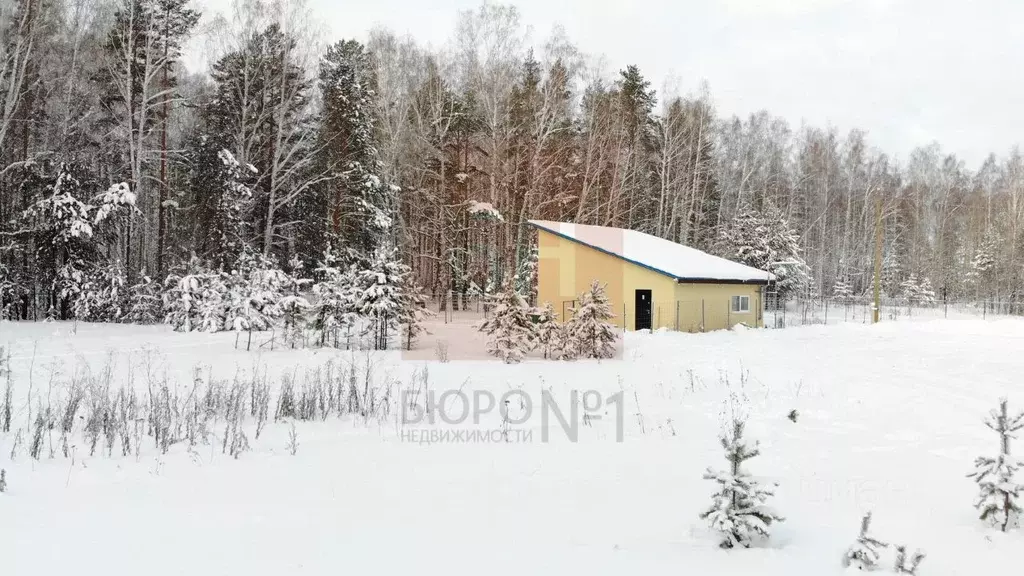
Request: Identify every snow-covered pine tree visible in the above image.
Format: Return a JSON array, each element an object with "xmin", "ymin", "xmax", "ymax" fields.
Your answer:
[
  {"xmin": 279, "ymin": 255, "xmax": 312, "ymax": 348},
  {"xmin": 967, "ymin": 236, "xmax": 998, "ymax": 299},
  {"xmin": 843, "ymin": 512, "xmax": 889, "ymax": 570},
  {"xmin": 399, "ymin": 281, "xmax": 432, "ymax": 351},
  {"xmin": 533, "ymin": 302, "xmax": 563, "ymax": 360},
  {"xmin": 315, "ymin": 40, "xmax": 395, "ymax": 261},
  {"xmin": 354, "ymin": 247, "xmax": 409, "ymax": 350},
  {"xmin": 700, "ymin": 418, "xmax": 784, "ymax": 549},
  {"xmin": 562, "ymin": 281, "xmax": 617, "ymax": 360},
  {"xmin": 223, "ymin": 252, "xmax": 290, "ymax": 347},
  {"xmin": 513, "ymin": 243, "xmax": 538, "ymax": 306},
  {"xmin": 163, "ymin": 269, "xmax": 204, "ymax": 332},
  {"xmin": 126, "ymin": 271, "xmax": 163, "ymax": 324},
  {"xmin": 717, "ymin": 204, "xmax": 812, "ymax": 299},
  {"xmin": 310, "ymin": 248, "xmax": 361, "ymax": 347},
  {"xmin": 900, "ymin": 273, "xmax": 921, "ymax": 304},
  {"xmin": 832, "ymin": 279, "xmax": 854, "ymax": 302},
  {"xmin": 479, "ymin": 284, "xmax": 536, "ymax": 363},
  {"xmin": 72, "ymin": 260, "xmax": 128, "ymax": 322},
  {"xmin": 197, "ymin": 270, "xmax": 229, "ymax": 333},
  {"xmin": 917, "ymin": 277, "xmax": 936, "ymax": 306},
  {"xmin": 280, "ymin": 294, "xmax": 311, "ymax": 349},
  {"xmin": 968, "ymin": 398, "xmax": 1024, "ymax": 532}
]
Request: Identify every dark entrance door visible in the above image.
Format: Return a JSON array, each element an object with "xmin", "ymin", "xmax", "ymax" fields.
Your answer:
[{"xmin": 634, "ymin": 289, "xmax": 652, "ymax": 330}]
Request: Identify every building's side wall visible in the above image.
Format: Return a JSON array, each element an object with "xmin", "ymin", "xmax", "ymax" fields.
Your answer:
[
  {"xmin": 536, "ymin": 228, "xmax": 676, "ymax": 330},
  {"xmin": 674, "ymin": 283, "xmax": 763, "ymax": 331}
]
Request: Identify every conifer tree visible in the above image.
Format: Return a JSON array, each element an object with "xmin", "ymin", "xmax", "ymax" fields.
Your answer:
[
  {"xmin": 162, "ymin": 262, "xmax": 205, "ymax": 332},
  {"xmin": 718, "ymin": 205, "xmax": 811, "ymax": 298},
  {"xmin": 562, "ymin": 281, "xmax": 617, "ymax": 360},
  {"xmin": 832, "ymin": 279, "xmax": 854, "ymax": 302},
  {"xmin": 312, "ymin": 39, "xmax": 395, "ymax": 262},
  {"xmin": 399, "ymin": 282, "xmax": 432, "ymax": 351},
  {"xmin": 354, "ymin": 247, "xmax": 409, "ymax": 350},
  {"xmin": 843, "ymin": 512, "xmax": 889, "ymax": 571},
  {"xmin": 310, "ymin": 248, "xmax": 361, "ymax": 347},
  {"xmin": 533, "ymin": 302, "xmax": 563, "ymax": 360},
  {"xmin": 700, "ymin": 418, "xmax": 784, "ymax": 549},
  {"xmin": 479, "ymin": 285, "xmax": 536, "ymax": 363},
  {"xmin": 969, "ymin": 398, "xmax": 1024, "ymax": 532},
  {"xmin": 126, "ymin": 272, "xmax": 163, "ymax": 324}
]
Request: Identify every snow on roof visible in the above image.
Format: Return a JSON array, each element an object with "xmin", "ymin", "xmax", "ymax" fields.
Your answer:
[{"xmin": 528, "ymin": 220, "xmax": 776, "ymax": 283}]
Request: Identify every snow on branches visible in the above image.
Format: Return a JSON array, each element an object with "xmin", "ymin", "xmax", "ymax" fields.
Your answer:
[
  {"xmin": 700, "ymin": 417, "xmax": 784, "ymax": 549},
  {"xmin": 354, "ymin": 247, "xmax": 411, "ymax": 350},
  {"xmin": 969, "ymin": 398, "xmax": 1024, "ymax": 532},
  {"xmin": 311, "ymin": 248, "xmax": 361, "ymax": 347},
  {"xmin": 479, "ymin": 285, "xmax": 536, "ymax": 363},
  {"xmin": 843, "ymin": 512, "xmax": 889, "ymax": 570},
  {"xmin": 718, "ymin": 205, "xmax": 811, "ymax": 299},
  {"xmin": 562, "ymin": 281, "xmax": 617, "ymax": 360},
  {"xmin": 900, "ymin": 274, "xmax": 936, "ymax": 306}
]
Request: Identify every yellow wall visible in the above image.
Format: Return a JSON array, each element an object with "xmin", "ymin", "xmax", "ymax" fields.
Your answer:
[
  {"xmin": 536, "ymin": 228, "xmax": 764, "ymax": 331},
  {"xmin": 674, "ymin": 283, "xmax": 763, "ymax": 332}
]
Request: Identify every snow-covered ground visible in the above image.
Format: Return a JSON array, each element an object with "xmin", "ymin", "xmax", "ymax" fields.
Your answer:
[{"xmin": 1, "ymin": 318, "xmax": 1023, "ymax": 575}]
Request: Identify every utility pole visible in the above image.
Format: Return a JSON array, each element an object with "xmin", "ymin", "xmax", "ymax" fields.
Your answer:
[{"xmin": 872, "ymin": 195, "xmax": 883, "ymax": 324}]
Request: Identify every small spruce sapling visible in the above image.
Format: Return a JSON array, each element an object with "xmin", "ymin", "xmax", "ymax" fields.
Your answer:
[
  {"xmin": 968, "ymin": 398, "xmax": 1024, "ymax": 532},
  {"xmin": 893, "ymin": 545, "xmax": 926, "ymax": 575},
  {"xmin": 562, "ymin": 280, "xmax": 617, "ymax": 360},
  {"xmin": 0, "ymin": 469, "xmax": 6, "ymax": 493},
  {"xmin": 843, "ymin": 512, "xmax": 888, "ymax": 570},
  {"xmin": 479, "ymin": 285, "xmax": 536, "ymax": 363},
  {"xmin": 700, "ymin": 418, "xmax": 784, "ymax": 548},
  {"xmin": 533, "ymin": 302, "xmax": 563, "ymax": 360}
]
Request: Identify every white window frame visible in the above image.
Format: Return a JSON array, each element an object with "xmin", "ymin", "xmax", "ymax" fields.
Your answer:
[{"xmin": 731, "ymin": 295, "xmax": 750, "ymax": 314}]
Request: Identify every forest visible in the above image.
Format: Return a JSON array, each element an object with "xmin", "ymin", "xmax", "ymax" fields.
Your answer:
[{"xmin": 0, "ymin": 0, "xmax": 1021, "ymax": 324}]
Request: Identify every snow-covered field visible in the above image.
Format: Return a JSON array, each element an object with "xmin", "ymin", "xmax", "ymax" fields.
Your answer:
[{"xmin": 1, "ymin": 318, "xmax": 1023, "ymax": 575}]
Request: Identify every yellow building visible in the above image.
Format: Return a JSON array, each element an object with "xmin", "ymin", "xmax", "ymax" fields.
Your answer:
[{"xmin": 530, "ymin": 220, "xmax": 775, "ymax": 332}]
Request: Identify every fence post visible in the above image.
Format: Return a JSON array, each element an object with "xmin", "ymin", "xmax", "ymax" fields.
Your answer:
[
  {"xmin": 623, "ymin": 303, "xmax": 627, "ymax": 331},
  {"xmin": 701, "ymin": 299, "xmax": 706, "ymax": 333},
  {"xmin": 657, "ymin": 306, "xmax": 661, "ymax": 330},
  {"xmin": 675, "ymin": 301, "xmax": 679, "ymax": 331},
  {"xmin": 824, "ymin": 299, "xmax": 829, "ymax": 325}
]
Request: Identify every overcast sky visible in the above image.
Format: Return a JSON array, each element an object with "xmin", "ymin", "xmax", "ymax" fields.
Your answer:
[{"xmin": 197, "ymin": 0, "xmax": 1023, "ymax": 167}]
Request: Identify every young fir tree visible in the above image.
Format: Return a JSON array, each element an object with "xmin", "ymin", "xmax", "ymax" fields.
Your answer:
[
  {"xmin": 72, "ymin": 260, "xmax": 128, "ymax": 322},
  {"xmin": 843, "ymin": 512, "xmax": 889, "ymax": 571},
  {"xmin": 832, "ymin": 279, "xmax": 854, "ymax": 302},
  {"xmin": 197, "ymin": 270, "xmax": 229, "ymax": 333},
  {"xmin": 900, "ymin": 274, "xmax": 937, "ymax": 306},
  {"xmin": 399, "ymin": 282, "xmax": 432, "ymax": 351},
  {"xmin": 968, "ymin": 398, "xmax": 1024, "ymax": 532},
  {"xmin": 310, "ymin": 248, "xmax": 361, "ymax": 347},
  {"xmin": 354, "ymin": 247, "xmax": 409, "ymax": 350},
  {"xmin": 513, "ymin": 243, "xmax": 538, "ymax": 306},
  {"xmin": 162, "ymin": 258, "xmax": 209, "ymax": 332},
  {"xmin": 223, "ymin": 252, "xmax": 289, "ymax": 345},
  {"xmin": 533, "ymin": 302, "xmax": 563, "ymax": 360},
  {"xmin": 562, "ymin": 281, "xmax": 617, "ymax": 360},
  {"xmin": 279, "ymin": 255, "xmax": 311, "ymax": 349},
  {"xmin": 479, "ymin": 285, "xmax": 536, "ymax": 364},
  {"xmin": 126, "ymin": 271, "xmax": 163, "ymax": 324},
  {"xmin": 700, "ymin": 418, "xmax": 784, "ymax": 549}
]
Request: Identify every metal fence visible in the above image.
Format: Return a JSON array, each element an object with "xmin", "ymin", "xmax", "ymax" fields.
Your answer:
[
  {"xmin": 764, "ymin": 295, "xmax": 1024, "ymax": 328},
  {"xmin": 426, "ymin": 290, "xmax": 1024, "ymax": 331}
]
